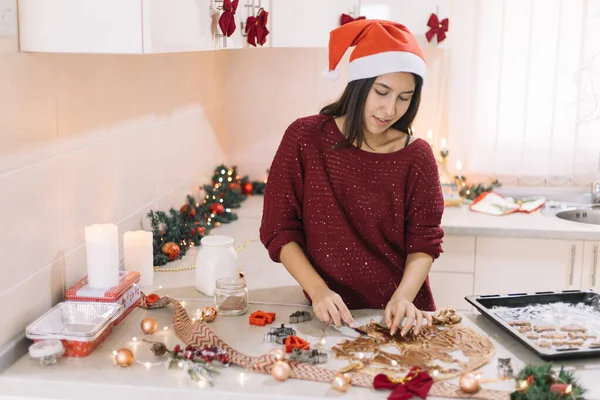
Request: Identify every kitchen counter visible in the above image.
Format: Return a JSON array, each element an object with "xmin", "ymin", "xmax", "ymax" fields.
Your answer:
[
  {"xmin": 207, "ymin": 195, "xmax": 600, "ymax": 240},
  {"xmin": 1, "ymin": 298, "xmax": 600, "ymax": 400},
  {"xmin": 2, "ymin": 298, "xmax": 600, "ymax": 400},
  {"xmin": 442, "ymin": 204, "xmax": 600, "ymax": 240}
]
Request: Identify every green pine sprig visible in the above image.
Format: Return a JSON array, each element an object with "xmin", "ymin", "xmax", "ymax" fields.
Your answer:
[
  {"xmin": 510, "ymin": 363, "xmax": 587, "ymax": 400},
  {"xmin": 147, "ymin": 164, "xmax": 267, "ymax": 267}
]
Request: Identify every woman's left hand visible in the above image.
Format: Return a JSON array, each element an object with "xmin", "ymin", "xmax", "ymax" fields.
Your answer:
[{"xmin": 384, "ymin": 294, "xmax": 432, "ymax": 336}]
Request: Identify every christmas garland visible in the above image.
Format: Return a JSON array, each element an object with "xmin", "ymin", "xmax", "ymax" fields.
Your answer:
[
  {"xmin": 511, "ymin": 363, "xmax": 586, "ymax": 400},
  {"xmin": 147, "ymin": 165, "xmax": 266, "ymax": 267}
]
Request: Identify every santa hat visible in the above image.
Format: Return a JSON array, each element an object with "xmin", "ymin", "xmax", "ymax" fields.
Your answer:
[{"xmin": 323, "ymin": 20, "xmax": 426, "ymax": 82}]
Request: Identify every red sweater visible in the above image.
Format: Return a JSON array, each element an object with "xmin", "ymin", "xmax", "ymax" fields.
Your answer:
[{"xmin": 259, "ymin": 114, "xmax": 444, "ymax": 311}]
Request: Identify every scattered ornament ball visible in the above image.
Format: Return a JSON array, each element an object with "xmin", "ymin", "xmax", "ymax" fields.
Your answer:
[
  {"xmin": 201, "ymin": 306, "xmax": 218, "ymax": 322},
  {"xmin": 267, "ymin": 347, "xmax": 285, "ymax": 360},
  {"xmin": 140, "ymin": 317, "xmax": 158, "ymax": 335},
  {"xmin": 115, "ymin": 348, "xmax": 134, "ymax": 367},
  {"xmin": 458, "ymin": 372, "xmax": 481, "ymax": 394},
  {"xmin": 271, "ymin": 360, "xmax": 292, "ymax": 381},
  {"xmin": 161, "ymin": 242, "xmax": 181, "ymax": 261},
  {"xmin": 332, "ymin": 373, "xmax": 352, "ymax": 392}
]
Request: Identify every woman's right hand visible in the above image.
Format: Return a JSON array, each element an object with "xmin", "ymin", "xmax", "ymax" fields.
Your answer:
[{"xmin": 310, "ymin": 287, "xmax": 355, "ymax": 328}]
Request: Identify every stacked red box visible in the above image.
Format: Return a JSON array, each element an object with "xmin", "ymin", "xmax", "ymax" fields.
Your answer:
[{"xmin": 65, "ymin": 271, "xmax": 141, "ymax": 325}]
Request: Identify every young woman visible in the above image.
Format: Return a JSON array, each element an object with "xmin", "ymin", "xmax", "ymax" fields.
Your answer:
[{"xmin": 260, "ymin": 20, "xmax": 444, "ymax": 337}]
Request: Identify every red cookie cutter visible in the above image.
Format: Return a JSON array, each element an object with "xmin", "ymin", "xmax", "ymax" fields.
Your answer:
[
  {"xmin": 284, "ymin": 335, "xmax": 310, "ymax": 353},
  {"xmin": 249, "ymin": 310, "xmax": 276, "ymax": 326}
]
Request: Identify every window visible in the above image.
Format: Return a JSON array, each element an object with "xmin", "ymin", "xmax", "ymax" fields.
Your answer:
[{"xmin": 447, "ymin": 0, "xmax": 600, "ymax": 186}]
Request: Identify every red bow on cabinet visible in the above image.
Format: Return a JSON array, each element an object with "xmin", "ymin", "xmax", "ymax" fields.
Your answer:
[
  {"xmin": 245, "ymin": 8, "xmax": 269, "ymax": 46},
  {"xmin": 340, "ymin": 13, "xmax": 366, "ymax": 26},
  {"xmin": 425, "ymin": 13, "xmax": 449, "ymax": 44},
  {"xmin": 373, "ymin": 367, "xmax": 433, "ymax": 400},
  {"xmin": 219, "ymin": 0, "xmax": 239, "ymax": 37}
]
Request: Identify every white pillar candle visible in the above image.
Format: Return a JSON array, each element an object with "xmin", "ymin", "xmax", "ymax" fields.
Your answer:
[
  {"xmin": 85, "ymin": 223, "xmax": 120, "ymax": 289},
  {"xmin": 123, "ymin": 230, "xmax": 154, "ymax": 287}
]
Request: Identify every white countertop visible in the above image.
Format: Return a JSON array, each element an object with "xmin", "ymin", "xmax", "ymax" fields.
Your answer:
[
  {"xmin": 202, "ymin": 195, "xmax": 600, "ymax": 240},
  {"xmin": 2, "ymin": 194, "xmax": 600, "ymax": 399},
  {"xmin": 442, "ymin": 204, "xmax": 600, "ymax": 240}
]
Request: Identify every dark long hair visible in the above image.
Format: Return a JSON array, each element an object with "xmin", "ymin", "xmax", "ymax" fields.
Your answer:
[{"xmin": 320, "ymin": 74, "xmax": 423, "ymax": 149}]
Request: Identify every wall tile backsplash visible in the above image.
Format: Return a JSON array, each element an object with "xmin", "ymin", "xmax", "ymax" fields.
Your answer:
[
  {"xmin": 0, "ymin": 37, "xmax": 443, "ymax": 351},
  {"xmin": 0, "ymin": 37, "xmax": 227, "ymax": 348}
]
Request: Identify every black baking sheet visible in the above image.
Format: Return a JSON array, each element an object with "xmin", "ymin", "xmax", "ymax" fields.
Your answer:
[{"xmin": 465, "ymin": 289, "xmax": 600, "ymax": 360}]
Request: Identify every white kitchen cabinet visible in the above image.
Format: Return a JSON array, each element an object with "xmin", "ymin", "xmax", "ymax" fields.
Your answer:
[
  {"xmin": 429, "ymin": 272, "xmax": 473, "ymax": 311},
  {"xmin": 269, "ymin": 0, "xmax": 450, "ymax": 48},
  {"xmin": 18, "ymin": 0, "xmax": 215, "ymax": 54},
  {"xmin": 582, "ymin": 241, "xmax": 600, "ymax": 292},
  {"xmin": 269, "ymin": 0, "xmax": 358, "ymax": 48},
  {"xmin": 428, "ymin": 235, "xmax": 476, "ymax": 311},
  {"xmin": 359, "ymin": 0, "xmax": 450, "ymax": 41},
  {"xmin": 474, "ymin": 237, "xmax": 584, "ymax": 295}
]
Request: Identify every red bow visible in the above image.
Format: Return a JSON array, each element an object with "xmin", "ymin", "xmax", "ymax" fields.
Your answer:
[
  {"xmin": 219, "ymin": 0, "xmax": 239, "ymax": 37},
  {"xmin": 340, "ymin": 13, "xmax": 366, "ymax": 26},
  {"xmin": 373, "ymin": 367, "xmax": 433, "ymax": 400},
  {"xmin": 425, "ymin": 13, "xmax": 449, "ymax": 44},
  {"xmin": 245, "ymin": 8, "xmax": 269, "ymax": 47}
]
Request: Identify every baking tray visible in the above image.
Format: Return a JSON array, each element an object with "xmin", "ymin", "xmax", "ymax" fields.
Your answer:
[{"xmin": 465, "ymin": 289, "xmax": 600, "ymax": 360}]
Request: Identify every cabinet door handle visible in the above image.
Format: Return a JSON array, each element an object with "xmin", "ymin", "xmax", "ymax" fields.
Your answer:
[
  {"xmin": 593, "ymin": 244, "xmax": 599, "ymax": 287},
  {"xmin": 569, "ymin": 244, "xmax": 576, "ymax": 286}
]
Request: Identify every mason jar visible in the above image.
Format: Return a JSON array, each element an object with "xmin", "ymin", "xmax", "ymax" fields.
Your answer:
[{"xmin": 214, "ymin": 277, "xmax": 248, "ymax": 316}]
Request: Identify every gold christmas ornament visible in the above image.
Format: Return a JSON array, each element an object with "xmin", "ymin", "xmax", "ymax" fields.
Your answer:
[
  {"xmin": 332, "ymin": 373, "xmax": 352, "ymax": 392},
  {"xmin": 459, "ymin": 372, "xmax": 481, "ymax": 394},
  {"xmin": 115, "ymin": 348, "xmax": 134, "ymax": 367},
  {"xmin": 267, "ymin": 347, "xmax": 285, "ymax": 360},
  {"xmin": 140, "ymin": 317, "xmax": 158, "ymax": 335},
  {"xmin": 201, "ymin": 306, "xmax": 218, "ymax": 322},
  {"xmin": 271, "ymin": 360, "xmax": 292, "ymax": 381}
]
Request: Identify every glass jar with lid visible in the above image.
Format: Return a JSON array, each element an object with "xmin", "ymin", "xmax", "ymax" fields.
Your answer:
[
  {"xmin": 195, "ymin": 235, "xmax": 239, "ymax": 297},
  {"xmin": 214, "ymin": 277, "xmax": 248, "ymax": 316}
]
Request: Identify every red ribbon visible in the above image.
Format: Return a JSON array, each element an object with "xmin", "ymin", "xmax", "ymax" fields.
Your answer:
[
  {"xmin": 245, "ymin": 8, "xmax": 269, "ymax": 47},
  {"xmin": 425, "ymin": 13, "xmax": 449, "ymax": 44},
  {"xmin": 219, "ymin": 0, "xmax": 239, "ymax": 37},
  {"xmin": 340, "ymin": 13, "xmax": 366, "ymax": 26},
  {"xmin": 373, "ymin": 367, "xmax": 433, "ymax": 400}
]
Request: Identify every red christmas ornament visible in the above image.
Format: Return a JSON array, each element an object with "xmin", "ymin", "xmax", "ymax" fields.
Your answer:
[
  {"xmin": 180, "ymin": 204, "xmax": 196, "ymax": 218},
  {"xmin": 340, "ymin": 13, "xmax": 365, "ymax": 26},
  {"xmin": 210, "ymin": 203, "xmax": 225, "ymax": 215},
  {"xmin": 219, "ymin": 0, "xmax": 239, "ymax": 37},
  {"xmin": 161, "ymin": 242, "xmax": 181, "ymax": 261},
  {"xmin": 198, "ymin": 226, "xmax": 205, "ymax": 234},
  {"xmin": 245, "ymin": 8, "xmax": 269, "ymax": 47},
  {"xmin": 550, "ymin": 383, "xmax": 572, "ymax": 395},
  {"xmin": 373, "ymin": 367, "xmax": 433, "ymax": 400},
  {"xmin": 425, "ymin": 13, "xmax": 449, "ymax": 44},
  {"xmin": 242, "ymin": 182, "xmax": 253, "ymax": 195}
]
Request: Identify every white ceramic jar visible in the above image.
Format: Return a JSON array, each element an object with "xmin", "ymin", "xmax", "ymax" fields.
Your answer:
[{"xmin": 195, "ymin": 235, "xmax": 239, "ymax": 296}]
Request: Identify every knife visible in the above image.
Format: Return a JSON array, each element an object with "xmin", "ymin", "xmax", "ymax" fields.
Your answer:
[{"xmin": 341, "ymin": 322, "xmax": 370, "ymax": 337}]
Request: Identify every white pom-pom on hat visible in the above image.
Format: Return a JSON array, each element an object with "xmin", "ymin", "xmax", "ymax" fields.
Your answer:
[{"xmin": 321, "ymin": 67, "xmax": 340, "ymax": 81}]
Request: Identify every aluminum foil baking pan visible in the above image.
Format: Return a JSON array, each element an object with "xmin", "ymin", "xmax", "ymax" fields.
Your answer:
[{"xmin": 26, "ymin": 301, "xmax": 123, "ymax": 340}]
